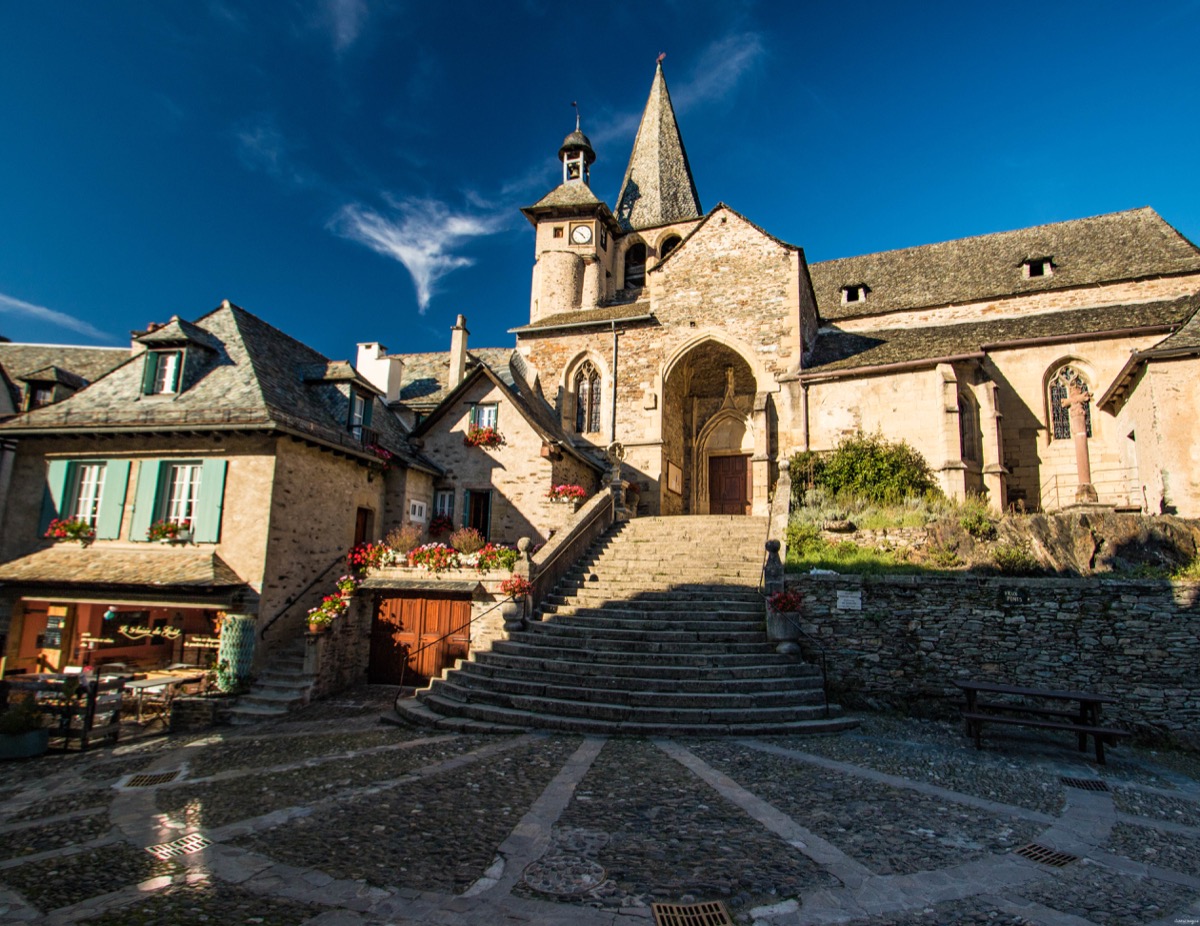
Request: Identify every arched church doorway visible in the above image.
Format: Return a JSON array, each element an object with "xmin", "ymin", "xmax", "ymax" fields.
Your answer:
[{"xmin": 660, "ymin": 341, "xmax": 758, "ymax": 515}]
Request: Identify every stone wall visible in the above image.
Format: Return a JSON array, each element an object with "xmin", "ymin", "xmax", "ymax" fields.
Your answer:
[
  {"xmin": 306, "ymin": 595, "xmax": 372, "ymax": 698},
  {"xmin": 790, "ymin": 573, "xmax": 1200, "ymax": 747}
]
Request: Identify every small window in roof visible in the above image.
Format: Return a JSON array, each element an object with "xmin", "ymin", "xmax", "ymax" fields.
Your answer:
[
  {"xmin": 841, "ymin": 284, "xmax": 869, "ymax": 305},
  {"xmin": 1023, "ymin": 257, "xmax": 1054, "ymax": 279}
]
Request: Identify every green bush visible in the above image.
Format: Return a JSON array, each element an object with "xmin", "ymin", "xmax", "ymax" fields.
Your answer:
[
  {"xmin": 993, "ymin": 542, "xmax": 1040, "ymax": 576},
  {"xmin": 957, "ymin": 496, "xmax": 997, "ymax": 540},
  {"xmin": 790, "ymin": 432, "xmax": 937, "ymax": 505}
]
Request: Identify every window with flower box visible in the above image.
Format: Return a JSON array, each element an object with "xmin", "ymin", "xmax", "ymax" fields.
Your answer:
[
  {"xmin": 128, "ymin": 458, "xmax": 227, "ymax": 543},
  {"xmin": 39, "ymin": 459, "xmax": 130, "ymax": 539}
]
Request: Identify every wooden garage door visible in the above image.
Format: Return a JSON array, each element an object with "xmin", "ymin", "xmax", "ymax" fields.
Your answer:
[{"xmin": 368, "ymin": 594, "xmax": 471, "ymax": 686}]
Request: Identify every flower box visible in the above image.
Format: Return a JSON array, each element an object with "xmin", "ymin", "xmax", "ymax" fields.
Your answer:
[
  {"xmin": 464, "ymin": 426, "xmax": 504, "ymax": 449},
  {"xmin": 44, "ymin": 518, "xmax": 95, "ymax": 546}
]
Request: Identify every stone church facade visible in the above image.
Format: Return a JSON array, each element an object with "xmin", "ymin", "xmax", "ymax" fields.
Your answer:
[{"xmin": 379, "ymin": 62, "xmax": 1200, "ymax": 533}]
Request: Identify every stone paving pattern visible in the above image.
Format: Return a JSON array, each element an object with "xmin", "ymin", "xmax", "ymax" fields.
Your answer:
[{"xmin": 0, "ymin": 685, "xmax": 1194, "ymax": 926}]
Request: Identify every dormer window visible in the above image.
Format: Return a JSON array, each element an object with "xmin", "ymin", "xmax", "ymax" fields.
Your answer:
[
  {"xmin": 142, "ymin": 350, "xmax": 182, "ymax": 395},
  {"xmin": 841, "ymin": 284, "xmax": 869, "ymax": 305},
  {"xmin": 25, "ymin": 382, "xmax": 55, "ymax": 411},
  {"xmin": 349, "ymin": 388, "xmax": 374, "ymax": 441},
  {"xmin": 1023, "ymin": 257, "xmax": 1055, "ymax": 279}
]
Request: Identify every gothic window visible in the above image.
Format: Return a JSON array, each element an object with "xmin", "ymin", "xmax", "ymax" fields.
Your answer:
[
  {"xmin": 624, "ymin": 243, "xmax": 646, "ymax": 289},
  {"xmin": 1048, "ymin": 365, "xmax": 1092, "ymax": 440},
  {"xmin": 958, "ymin": 392, "xmax": 979, "ymax": 462},
  {"xmin": 659, "ymin": 235, "xmax": 682, "ymax": 260},
  {"xmin": 574, "ymin": 361, "xmax": 601, "ymax": 434}
]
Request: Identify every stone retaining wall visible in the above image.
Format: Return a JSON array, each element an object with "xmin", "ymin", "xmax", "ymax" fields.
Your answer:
[{"xmin": 790, "ymin": 574, "xmax": 1200, "ymax": 748}]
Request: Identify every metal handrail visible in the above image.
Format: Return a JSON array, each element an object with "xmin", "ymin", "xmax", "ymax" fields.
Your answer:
[
  {"xmin": 392, "ymin": 595, "xmax": 518, "ymax": 710},
  {"xmin": 259, "ymin": 552, "xmax": 347, "ymax": 640}
]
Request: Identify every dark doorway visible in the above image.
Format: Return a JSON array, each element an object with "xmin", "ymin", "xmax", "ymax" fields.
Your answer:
[
  {"xmin": 354, "ymin": 507, "xmax": 373, "ymax": 547},
  {"xmin": 368, "ymin": 594, "xmax": 471, "ymax": 686},
  {"xmin": 466, "ymin": 490, "xmax": 491, "ymax": 539},
  {"xmin": 708, "ymin": 454, "xmax": 751, "ymax": 515}
]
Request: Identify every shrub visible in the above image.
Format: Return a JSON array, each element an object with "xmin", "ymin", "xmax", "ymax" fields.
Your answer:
[
  {"xmin": 788, "ymin": 450, "xmax": 827, "ymax": 504},
  {"xmin": 993, "ymin": 541, "xmax": 1040, "ymax": 576},
  {"xmin": 767, "ymin": 589, "xmax": 803, "ymax": 612},
  {"xmin": 815, "ymin": 432, "xmax": 937, "ymax": 503},
  {"xmin": 386, "ymin": 523, "xmax": 423, "ymax": 554},
  {"xmin": 785, "ymin": 521, "xmax": 824, "ymax": 557},
  {"xmin": 0, "ymin": 696, "xmax": 44, "ymax": 735},
  {"xmin": 449, "ymin": 527, "xmax": 485, "ymax": 554},
  {"xmin": 407, "ymin": 543, "xmax": 460, "ymax": 572},
  {"xmin": 957, "ymin": 496, "xmax": 997, "ymax": 540},
  {"xmin": 475, "ymin": 543, "xmax": 519, "ymax": 573}
]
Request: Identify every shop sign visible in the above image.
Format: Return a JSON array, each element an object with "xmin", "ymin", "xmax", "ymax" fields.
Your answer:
[
  {"xmin": 119, "ymin": 624, "xmax": 182, "ymax": 641},
  {"xmin": 80, "ymin": 632, "xmax": 116, "ymax": 645},
  {"xmin": 185, "ymin": 635, "xmax": 221, "ymax": 649}
]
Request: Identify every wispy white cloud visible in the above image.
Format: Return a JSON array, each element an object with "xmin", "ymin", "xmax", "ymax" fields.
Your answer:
[
  {"xmin": 325, "ymin": 0, "xmax": 368, "ymax": 52},
  {"xmin": 0, "ymin": 292, "xmax": 113, "ymax": 341},
  {"xmin": 235, "ymin": 115, "xmax": 315, "ymax": 188},
  {"xmin": 331, "ymin": 199, "xmax": 508, "ymax": 311}
]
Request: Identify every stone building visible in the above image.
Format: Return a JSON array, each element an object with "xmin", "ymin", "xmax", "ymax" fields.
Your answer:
[
  {"xmin": 401, "ymin": 61, "xmax": 1200, "ymax": 527},
  {"xmin": 0, "ymin": 301, "xmax": 436, "ymax": 676}
]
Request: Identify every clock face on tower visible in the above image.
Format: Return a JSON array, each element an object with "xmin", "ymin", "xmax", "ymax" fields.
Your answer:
[{"xmin": 570, "ymin": 224, "xmax": 593, "ymax": 245}]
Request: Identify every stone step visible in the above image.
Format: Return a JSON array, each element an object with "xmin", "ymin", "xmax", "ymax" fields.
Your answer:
[
  {"xmin": 535, "ymin": 613, "xmax": 765, "ymax": 633},
  {"xmin": 440, "ymin": 673, "xmax": 826, "ymax": 709},
  {"xmin": 407, "ymin": 692, "xmax": 854, "ymax": 736},
  {"xmin": 228, "ymin": 703, "xmax": 291, "ymax": 724},
  {"xmin": 458, "ymin": 660, "xmax": 822, "ymax": 693},
  {"xmin": 493, "ymin": 637, "xmax": 776, "ymax": 659},
  {"xmin": 474, "ymin": 650, "xmax": 816, "ymax": 678},
  {"xmin": 518, "ymin": 622, "xmax": 767, "ymax": 646},
  {"xmin": 383, "ymin": 698, "xmax": 527, "ymax": 734},
  {"xmin": 543, "ymin": 596, "xmax": 763, "ymax": 615}
]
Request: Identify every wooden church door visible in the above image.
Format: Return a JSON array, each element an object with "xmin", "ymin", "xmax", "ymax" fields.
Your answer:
[{"xmin": 708, "ymin": 454, "xmax": 751, "ymax": 515}]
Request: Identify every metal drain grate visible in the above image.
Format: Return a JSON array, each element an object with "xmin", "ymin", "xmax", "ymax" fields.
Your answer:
[
  {"xmin": 125, "ymin": 771, "xmax": 181, "ymax": 788},
  {"xmin": 651, "ymin": 901, "xmax": 734, "ymax": 926},
  {"xmin": 1014, "ymin": 843, "xmax": 1079, "ymax": 868},
  {"xmin": 1061, "ymin": 776, "xmax": 1109, "ymax": 792},
  {"xmin": 145, "ymin": 833, "xmax": 212, "ymax": 860}
]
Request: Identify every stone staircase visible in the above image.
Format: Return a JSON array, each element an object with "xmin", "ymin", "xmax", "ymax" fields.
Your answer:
[
  {"xmin": 229, "ymin": 641, "xmax": 315, "ymax": 725},
  {"xmin": 393, "ymin": 515, "xmax": 855, "ymax": 735}
]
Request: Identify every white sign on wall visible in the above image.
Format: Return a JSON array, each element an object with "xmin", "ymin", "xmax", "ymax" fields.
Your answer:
[{"xmin": 836, "ymin": 590, "xmax": 862, "ymax": 611}]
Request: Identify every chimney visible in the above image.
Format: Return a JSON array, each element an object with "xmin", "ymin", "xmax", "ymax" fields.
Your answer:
[
  {"xmin": 448, "ymin": 314, "xmax": 469, "ymax": 388},
  {"xmin": 355, "ymin": 342, "xmax": 404, "ymax": 404}
]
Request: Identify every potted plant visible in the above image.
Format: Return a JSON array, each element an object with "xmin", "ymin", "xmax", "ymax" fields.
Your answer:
[
  {"xmin": 500, "ymin": 575, "xmax": 533, "ymax": 599},
  {"xmin": 547, "ymin": 484, "xmax": 588, "ymax": 504},
  {"xmin": 464, "ymin": 425, "xmax": 504, "ymax": 449},
  {"xmin": 428, "ymin": 514, "xmax": 454, "ymax": 537},
  {"xmin": 44, "ymin": 517, "xmax": 95, "ymax": 546},
  {"xmin": 765, "ymin": 588, "xmax": 804, "ymax": 653},
  {"xmin": 307, "ymin": 595, "xmax": 347, "ymax": 633},
  {"xmin": 335, "ymin": 574, "xmax": 360, "ymax": 599},
  {"xmin": 148, "ymin": 519, "xmax": 191, "ymax": 543},
  {"xmin": 0, "ymin": 696, "xmax": 50, "ymax": 760}
]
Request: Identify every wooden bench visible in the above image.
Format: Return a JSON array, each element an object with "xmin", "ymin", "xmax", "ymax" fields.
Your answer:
[{"xmin": 955, "ymin": 680, "xmax": 1131, "ymax": 764}]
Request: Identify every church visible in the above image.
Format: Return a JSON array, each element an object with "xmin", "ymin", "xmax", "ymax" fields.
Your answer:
[{"xmin": 371, "ymin": 61, "xmax": 1200, "ymax": 540}]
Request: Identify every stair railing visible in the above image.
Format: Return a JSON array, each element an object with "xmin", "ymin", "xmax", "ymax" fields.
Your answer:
[
  {"xmin": 259, "ymin": 552, "xmax": 347, "ymax": 641},
  {"xmin": 771, "ymin": 608, "xmax": 831, "ymax": 719},
  {"xmin": 529, "ymin": 491, "xmax": 615, "ymax": 615},
  {"xmin": 391, "ymin": 595, "xmax": 519, "ymax": 713}
]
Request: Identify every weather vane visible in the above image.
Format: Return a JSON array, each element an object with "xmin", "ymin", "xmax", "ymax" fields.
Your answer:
[
  {"xmin": 657, "ymin": 51, "xmax": 666, "ymax": 64},
  {"xmin": 571, "ymin": 100, "xmax": 580, "ymax": 131}
]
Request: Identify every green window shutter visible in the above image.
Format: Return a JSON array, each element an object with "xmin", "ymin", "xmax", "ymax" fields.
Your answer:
[
  {"xmin": 141, "ymin": 353, "xmax": 159, "ymax": 395},
  {"xmin": 468, "ymin": 405, "xmax": 478, "ymax": 428},
  {"xmin": 39, "ymin": 460, "xmax": 71, "ymax": 534},
  {"xmin": 130, "ymin": 460, "xmax": 162, "ymax": 541},
  {"xmin": 362, "ymin": 395, "xmax": 374, "ymax": 429},
  {"xmin": 192, "ymin": 459, "xmax": 227, "ymax": 543},
  {"xmin": 94, "ymin": 460, "xmax": 130, "ymax": 540},
  {"xmin": 462, "ymin": 489, "xmax": 471, "ymax": 527}
]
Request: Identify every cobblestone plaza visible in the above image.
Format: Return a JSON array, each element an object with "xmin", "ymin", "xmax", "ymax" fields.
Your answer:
[{"xmin": 1, "ymin": 688, "xmax": 1197, "ymax": 926}]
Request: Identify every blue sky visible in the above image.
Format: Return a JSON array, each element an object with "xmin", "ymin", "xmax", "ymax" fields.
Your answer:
[{"xmin": 2, "ymin": 1, "xmax": 1199, "ymax": 359}]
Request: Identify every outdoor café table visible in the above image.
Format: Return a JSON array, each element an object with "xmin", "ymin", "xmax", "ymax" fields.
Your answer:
[
  {"xmin": 954, "ymin": 679, "xmax": 1126, "ymax": 763},
  {"xmin": 123, "ymin": 673, "xmax": 205, "ymax": 723}
]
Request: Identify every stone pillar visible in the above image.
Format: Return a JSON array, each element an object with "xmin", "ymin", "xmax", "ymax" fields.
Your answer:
[
  {"xmin": 1064, "ymin": 384, "xmax": 1098, "ymax": 504},
  {"xmin": 751, "ymin": 392, "xmax": 771, "ymax": 517},
  {"xmin": 979, "ymin": 382, "xmax": 1007, "ymax": 511},
  {"xmin": 763, "ymin": 540, "xmax": 784, "ymax": 599}
]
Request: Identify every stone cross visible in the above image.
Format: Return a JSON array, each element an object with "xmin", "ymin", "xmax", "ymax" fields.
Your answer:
[{"xmin": 1061, "ymin": 382, "xmax": 1098, "ymax": 503}]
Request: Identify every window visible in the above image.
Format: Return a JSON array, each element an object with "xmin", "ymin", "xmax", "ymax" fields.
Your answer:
[
  {"xmin": 71, "ymin": 463, "xmax": 107, "ymax": 526},
  {"xmin": 841, "ymin": 284, "xmax": 868, "ymax": 304},
  {"xmin": 553, "ymin": 226, "xmax": 564, "ymax": 239},
  {"xmin": 26, "ymin": 383, "xmax": 54, "ymax": 411},
  {"xmin": 1049, "ymin": 365, "xmax": 1092, "ymax": 440},
  {"xmin": 958, "ymin": 394, "xmax": 979, "ymax": 463},
  {"xmin": 164, "ymin": 463, "xmax": 202, "ymax": 524},
  {"xmin": 40, "ymin": 459, "xmax": 130, "ymax": 540},
  {"xmin": 624, "ymin": 243, "xmax": 646, "ymax": 289},
  {"xmin": 600, "ymin": 227, "xmax": 608, "ymax": 250},
  {"xmin": 574, "ymin": 361, "xmax": 601, "ymax": 434},
  {"xmin": 434, "ymin": 489, "xmax": 454, "ymax": 517},
  {"xmin": 142, "ymin": 350, "xmax": 182, "ymax": 395},
  {"xmin": 348, "ymin": 388, "xmax": 374, "ymax": 440},
  {"xmin": 409, "ymin": 500, "xmax": 428, "ymax": 522},
  {"xmin": 471, "ymin": 403, "xmax": 498, "ymax": 429},
  {"xmin": 659, "ymin": 235, "xmax": 682, "ymax": 260},
  {"xmin": 128, "ymin": 459, "xmax": 227, "ymax": 543},
  {"xmin": 1024, "ymin": 257, "xmax": 1054, "ymax": 279}
]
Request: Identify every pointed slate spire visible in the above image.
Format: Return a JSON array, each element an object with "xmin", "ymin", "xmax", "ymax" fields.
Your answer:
[{"xmin": 614, "ymin": 60, "xmax": 702, "ymax": 232}]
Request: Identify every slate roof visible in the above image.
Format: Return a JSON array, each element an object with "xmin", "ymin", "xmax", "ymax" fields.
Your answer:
[
  {"xmin": 0, "ymin": 343, "xmax": 128, "ymax": 413},
  {"xmin": 1097, "ymin": 301, "xmax": 1200, "ymax": 409},
  {"xmin": 614, "ymin": 62, "xmax": 702, "ymax": 232},
  {"xmin": 0, "ymin": 546, "xmax": 246, "ymax": 588},
  {"xmin": 0, "ymin": 302, "xmax": 435, "ymax": 472},
  {"xmin": 810, "ymin": 208, "xmax": 1200, "ymax": 321},
  {"xmin": 803, "ymin": 296, "xmax": 1198, "ymax": 377},
  {"xmin": 398, "ymin": 348, "xmax": 514, "ymax": 408},
  {"xmin": 510, "ymin": 302, "xmax": 654, "ymax": 334}
]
